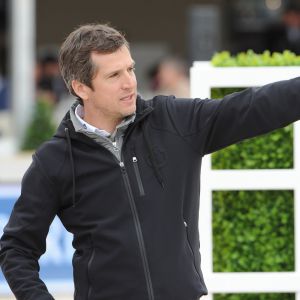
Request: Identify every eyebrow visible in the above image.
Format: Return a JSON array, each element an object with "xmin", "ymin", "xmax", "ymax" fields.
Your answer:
[{"xmin": 105, "ymin": 61, "xmax": 136, "ymax": 78}]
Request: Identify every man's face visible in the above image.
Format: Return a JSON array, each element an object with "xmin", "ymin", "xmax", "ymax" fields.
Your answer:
[{"xmin": 82, "ymin": 45, "xmax": 137, "ymax": 126}]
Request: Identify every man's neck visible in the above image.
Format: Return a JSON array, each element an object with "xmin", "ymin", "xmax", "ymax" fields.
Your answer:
[{"xmin": 80, "ymin": 106, "xmax": 122, "ymax": 134}]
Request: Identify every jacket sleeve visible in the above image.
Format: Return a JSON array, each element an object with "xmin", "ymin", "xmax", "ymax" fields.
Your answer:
[
  {"xmin": 165, "ymin": 77, "xmax": 300, "ymax": 155},
  {"xmin": 0, "ymin": 154, "xmax": 59, "ymax": 300}
]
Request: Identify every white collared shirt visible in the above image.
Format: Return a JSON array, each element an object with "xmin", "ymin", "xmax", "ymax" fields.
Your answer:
[{"xmin": 74, "ymin": 104, "xmax": 111, "ymax": 138}]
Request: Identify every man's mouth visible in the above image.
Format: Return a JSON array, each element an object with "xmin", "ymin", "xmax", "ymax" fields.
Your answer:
[{"xmin": 120, "ymin": 93, "xmax": 134, "ymax": 101}]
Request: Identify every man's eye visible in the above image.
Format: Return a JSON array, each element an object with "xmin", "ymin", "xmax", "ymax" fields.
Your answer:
[
  {"xmin": 129, "ymin": 67, "xmax": 136, "ymax": 72},
  {"xmin": 110, "ymin": 73, "xmax": 119, "ymax": 78}
]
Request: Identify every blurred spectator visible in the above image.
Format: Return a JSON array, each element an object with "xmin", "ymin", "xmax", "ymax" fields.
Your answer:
[
  {"xmin": 36, "ymin": 49, "xmax": 68, "ymax": 105},
  {"xmin": 266, "ymin": 3, "xmax": 300, "ymax": 54},
  {"xmin": 149, "ymin": 56, "xmax": 190, "ymax": 98},
  {"xmin": 0, "ymin": 73, "xmax": 9, "ymax": 110}
]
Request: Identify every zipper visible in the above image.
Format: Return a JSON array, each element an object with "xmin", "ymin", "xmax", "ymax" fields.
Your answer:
[
  {"xmin": 132, "ymin": 156, "xmax": 146, "ymax": 196},
  {"xmin": 120, "ymin": 161, "xmax": 155, "ymax": 300},
  {"xmin": 183, "ymin": 220, "xmax": 201, "ymax": 279}
]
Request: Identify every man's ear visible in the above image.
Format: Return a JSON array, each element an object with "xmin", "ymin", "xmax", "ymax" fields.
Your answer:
[{"xmin": 71, "ymin": 80, "xmax": 90, "ymax": 101}]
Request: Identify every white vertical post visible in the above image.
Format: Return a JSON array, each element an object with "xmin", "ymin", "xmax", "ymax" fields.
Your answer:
[
  {"xmin": 199, "ymin": 155, "xmax": 213, "ymax": 300},
  {"xmin": 200, "ymin": 155, "xmax": 213, "ymax": 274},
  {"xmin": 190, "ymin": 62, "xmax": 211, "ymax": 99},
  {"xmin": 10, "ymin": 0, "xmax": 36, "ymax": 148},
  {"xmin": 294, "ymin": 121, "xmax": 300, "ymax": 300}
]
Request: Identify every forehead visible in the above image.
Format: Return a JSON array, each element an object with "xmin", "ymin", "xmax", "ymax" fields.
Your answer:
[{"xmin": 91, "ymin": 46, "xmax": 134, "ymax": 72}]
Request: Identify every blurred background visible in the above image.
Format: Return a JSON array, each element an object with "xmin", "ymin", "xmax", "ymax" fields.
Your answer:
[
  {"xmin": 1, "ymin": 0, "xmax": 300, "ymax": 151},
  {"xmin": 1, "ymin": 0, "xmax": 300, "ymax": 299}
]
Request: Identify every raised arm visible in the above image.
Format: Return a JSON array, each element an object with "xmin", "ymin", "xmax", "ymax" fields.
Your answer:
[{"xmin": 164, "ymin": 77, "xmax": 300, "ymax": 155}]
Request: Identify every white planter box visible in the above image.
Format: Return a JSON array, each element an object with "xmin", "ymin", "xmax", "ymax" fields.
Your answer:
[{"xmin": 190, "ymin": 62, "xmax": 300, "ymax": 300}]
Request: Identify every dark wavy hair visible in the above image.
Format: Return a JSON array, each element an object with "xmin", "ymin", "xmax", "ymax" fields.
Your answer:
[{"xmin": 59, "ymin": 23, "xmax": 129, "ymax": 104}]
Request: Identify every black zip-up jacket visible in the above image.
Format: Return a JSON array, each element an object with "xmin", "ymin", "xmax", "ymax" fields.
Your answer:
[{"xmin": 1, "ymin": 78, "xmax": 300, "ymax": 300}]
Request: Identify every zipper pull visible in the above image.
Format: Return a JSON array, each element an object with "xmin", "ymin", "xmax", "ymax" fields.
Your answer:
[
  {"xmin": 120, "ymin": 161, "xmax": 126, "ymax": 173},
  {"xmin": 183, "ymin": 221, "xmax": 188, "ymax": 227},
  {"xmin": 133, "ymin": 156, "xmax": 137, "ymax": 163}
]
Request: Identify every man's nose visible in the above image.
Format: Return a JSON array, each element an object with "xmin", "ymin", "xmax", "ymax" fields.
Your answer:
[{"xmin": 122, "ymin": 72, "xmax": 136, "ymax": 89}]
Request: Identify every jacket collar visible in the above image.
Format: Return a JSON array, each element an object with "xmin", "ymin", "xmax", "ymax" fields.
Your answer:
[{"xmin": 54, "ymin": 94, "xmax": 153, "ymax": 141}]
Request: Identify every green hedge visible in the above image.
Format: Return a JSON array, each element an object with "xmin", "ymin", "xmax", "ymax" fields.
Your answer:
[
  {"xmin": 210, "ymin": 51, "xmax": 296, "ymax": 300},
  {"xmin": 214, "ymin": 293, "xmax": 295, "ymax": 300},
  {"xmin": 211, "ymin": 50, "xmax": 300, "ymax": 67},
  {"xmin": 22, "ymin": 98, "xmax": 56, "ymax": 151},
  {"xmin": 213, "ymin": 190, "xmax": 294, "ymax": 273}
]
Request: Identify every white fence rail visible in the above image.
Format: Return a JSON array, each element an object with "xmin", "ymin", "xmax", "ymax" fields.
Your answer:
[{"xmin": 190, "ymin": 62, "xmax": 300, "ymax": 300}]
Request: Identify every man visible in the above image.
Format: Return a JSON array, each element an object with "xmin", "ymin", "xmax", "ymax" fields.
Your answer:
[
  {"xmin": 0, "ymin": 23, "xmax": 300, "ymax": 300},
  {"xmin": 266, "ymin": 3, "xmax": 300, "ymax": 54}
]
